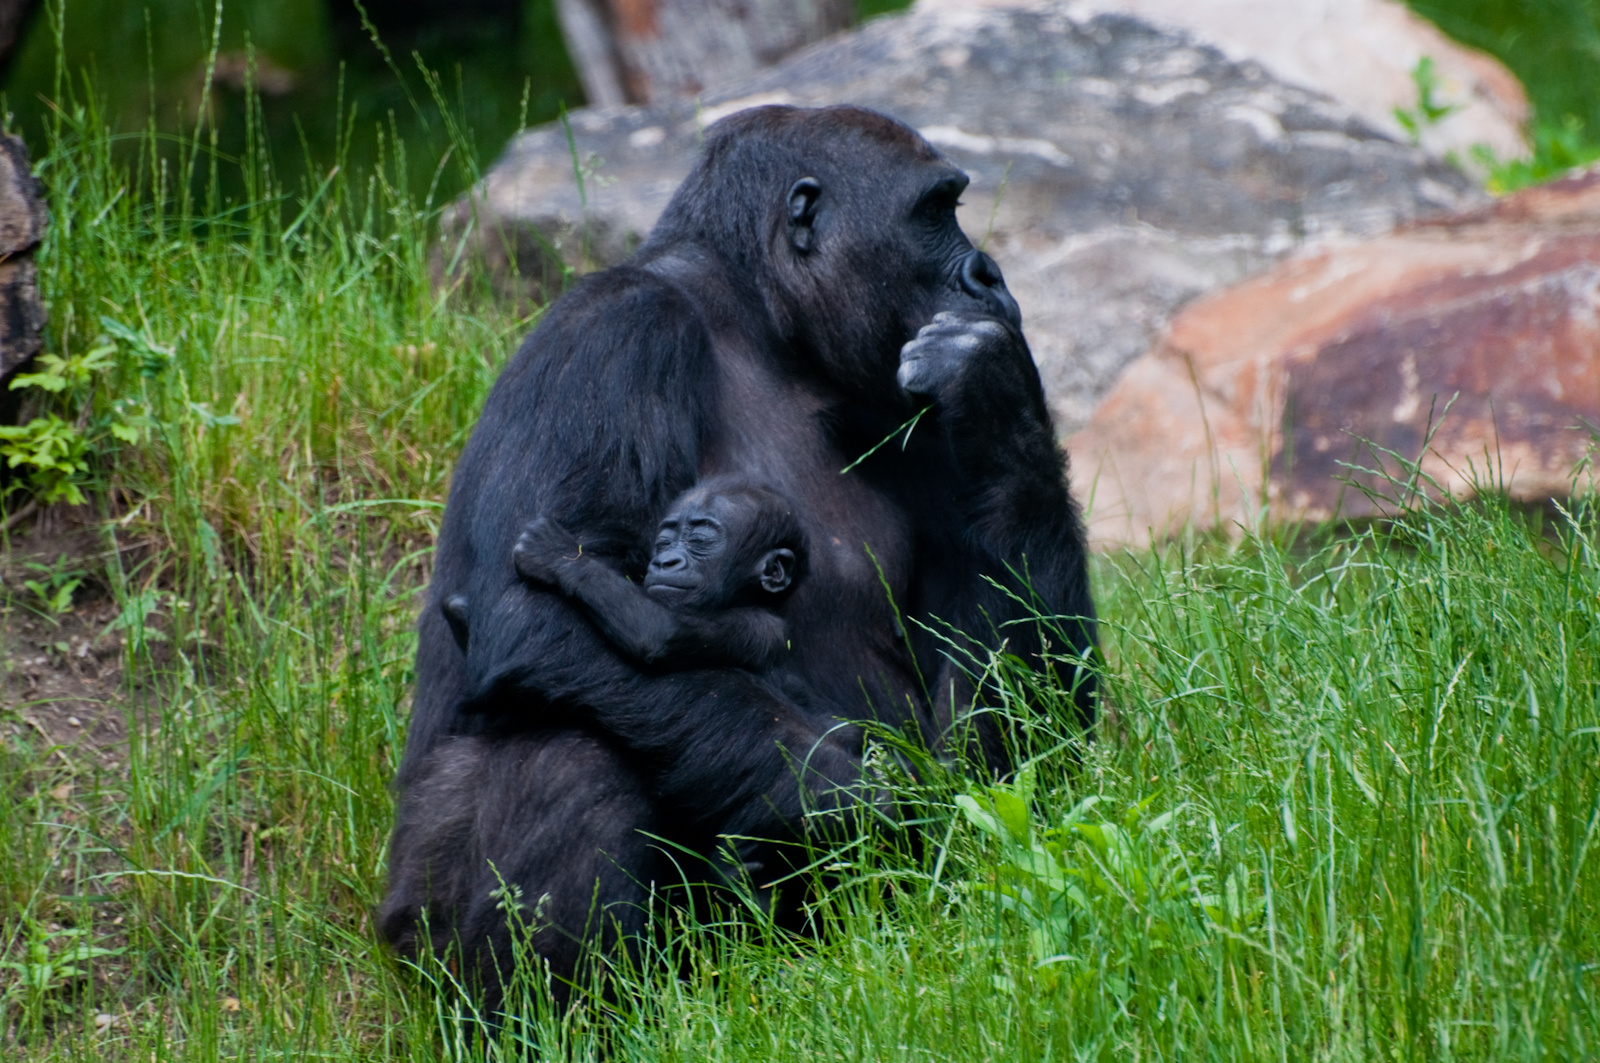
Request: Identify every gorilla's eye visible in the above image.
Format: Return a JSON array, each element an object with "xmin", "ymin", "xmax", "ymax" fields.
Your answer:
[
  {"xmin": 685, "ymin": 520, "xmax": 722, "ymax": 548},
  {"xmin": 914, "ymin": 173, "xmax": 968, "ymax": 220},
  {"xmin": 913, "ymin": 192, "xmax": 958, "ymax": 220}
]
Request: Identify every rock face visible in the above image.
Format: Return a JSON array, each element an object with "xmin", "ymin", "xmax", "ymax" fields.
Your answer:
[
  {"xmin": 1070, "ymin": 167, "xmax": 1600, "ymax": 547},
  {"xmin": 0, "ymin": 132, "xmax": 47, "ymax": 425},
  {"xmin": 447, "ymin": 1, "xmax": 1483, "ymax": 429},
  {"xmin": 926, "ymin": 0, "xmax": 1528, "ymax": 170},
  {"xmin": 555, "ymin": 0, "xmax": 854, "ymax": 106}
]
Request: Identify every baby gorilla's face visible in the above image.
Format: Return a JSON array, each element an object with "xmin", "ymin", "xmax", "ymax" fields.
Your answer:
[{"xmin": 645, "ymin": 489, "xmax": 795, "ymax": 610}]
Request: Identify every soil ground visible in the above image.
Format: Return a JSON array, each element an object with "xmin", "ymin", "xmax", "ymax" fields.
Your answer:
[{"xmin": 2, "ymin": 506, "xmax": 128, "ymax": 770}]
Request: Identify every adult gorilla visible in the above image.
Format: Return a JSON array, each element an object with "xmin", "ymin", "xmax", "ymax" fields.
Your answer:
[{"xmin": 380, "ymin": 105, "xmax": 1097, "ymax": 1002}]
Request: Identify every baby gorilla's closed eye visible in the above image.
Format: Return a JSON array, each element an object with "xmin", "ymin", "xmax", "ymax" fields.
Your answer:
[{"xmin": 643, "ymin": 488, "xmax": 796, "ymax": 608}]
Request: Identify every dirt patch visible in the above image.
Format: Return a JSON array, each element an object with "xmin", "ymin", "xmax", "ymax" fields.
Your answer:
[
  {"xmin": 1, "ymin": 601, "xmax": 128, "ymax": 772},
  {"xmin": 3, "ymin": 507, "xmax": 141, "ymax": 1047},
  {"xmin": 2, "ymin": 505, "xmax": 130, "ymax": 774}
]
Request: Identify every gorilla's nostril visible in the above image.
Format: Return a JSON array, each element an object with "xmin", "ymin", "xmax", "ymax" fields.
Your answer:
[
  {"xmin": 959, "ymin": 249, "xmax": 1003, "ymax": 296},
  {"xmin": 958, "ymin": 249, "xmax": 1022, "ymax": 328}
]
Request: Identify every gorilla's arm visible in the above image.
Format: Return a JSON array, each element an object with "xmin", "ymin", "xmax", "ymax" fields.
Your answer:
[
  {"xmin": 473, "ymin": 616, "xmax": 858, "ymax": 837},
  {"xmin": 898, "ymin": 312, "xmax": 1098, "ymax": 753},
  {"xmin": 426, "ymin": 271, "xmax": 853, "ymax": 833},
  {"xmin": 512, "ymin": 515, "xmax": 790, "ymax": 672},
  {"xmin": 451, "ymin": 270, "xmax": 714, "ymax": 703},
  {"xmin": 403, "ymin": 269, "xmax": 711, "ymax": 768}
]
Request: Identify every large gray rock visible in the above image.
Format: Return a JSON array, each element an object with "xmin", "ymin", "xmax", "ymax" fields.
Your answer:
[
  {"xmin": 447, "ymin": 2, "xmax": 1484, "ymax": 430},
  {"xmin": 943, "ymin": 0, "xmax": 1530, "ymax": 171}
]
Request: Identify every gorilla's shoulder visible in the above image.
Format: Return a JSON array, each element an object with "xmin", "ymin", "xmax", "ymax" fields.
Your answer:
[
  {"xmin": 463, "ymin": 264, "xmax": 719, "ymax": 503},
  {"xmin": 497, "ymin": 266, "xmax": 715, "ymax": 387}
]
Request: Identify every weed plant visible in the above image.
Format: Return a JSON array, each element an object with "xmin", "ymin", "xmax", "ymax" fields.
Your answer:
[{"xmin": 3, "ymin": 24, "xmax": 1600, "ymax": 1063}]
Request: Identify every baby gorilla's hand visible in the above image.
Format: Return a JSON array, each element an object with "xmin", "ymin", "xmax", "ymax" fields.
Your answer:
[{"xmin": 512, "ymin": 516, "xmax": 583, "ymax": 587}]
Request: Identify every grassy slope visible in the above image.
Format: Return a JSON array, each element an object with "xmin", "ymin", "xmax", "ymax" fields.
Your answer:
[{"xmin": 4, "ymin": 31, "xmax": 1600, "ymax": 1063}]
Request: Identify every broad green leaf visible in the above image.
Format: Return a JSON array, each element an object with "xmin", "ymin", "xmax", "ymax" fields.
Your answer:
[{"xmin": 991, "ymin": 790, "xmax": 1031, "ymax": 845}]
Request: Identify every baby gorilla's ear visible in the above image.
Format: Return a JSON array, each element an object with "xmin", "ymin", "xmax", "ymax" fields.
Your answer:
[{"xmin": 757, "ymin": 548, "xmax": 796, "ymax": 595}]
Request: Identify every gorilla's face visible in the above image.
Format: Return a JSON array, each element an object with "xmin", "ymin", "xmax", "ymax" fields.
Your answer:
[
  {"xmin": 652, "ymin": 105, "xmax": 1024, "ymax": 401},
  {"xmin": 644, "ymin": 490, "xmax": 739, "ymax": 604},
  {"xmin": 644, "ymin": 486, "xmax": 799, "ymax": 612},
  {"xmin": 900, "ymin": 167, "xmax": 1022, "ymax": 330},
  {"xmin": 763, "ymin": 109, "xmax": 1024, "ymax": 398}
]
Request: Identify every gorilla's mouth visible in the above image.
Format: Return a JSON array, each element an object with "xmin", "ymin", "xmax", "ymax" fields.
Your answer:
[{"xmin": 645, "ymin": 580, "xmax": 696, "ymax": 599}]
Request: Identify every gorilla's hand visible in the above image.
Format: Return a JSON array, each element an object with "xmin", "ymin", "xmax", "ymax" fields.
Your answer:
[
  {"xmin": 897, "ymin": 309, "xmax": 1060, "ymax": 506},
  {"xmin": 897, "ymin": 311, "xmax": 1027, "ymax": 407},
  {"xmin": 513, "ymin": 516, "xmax": 584, "ymax": 588}
]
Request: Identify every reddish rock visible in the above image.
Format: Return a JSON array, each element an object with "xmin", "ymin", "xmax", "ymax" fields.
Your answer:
[{"xmin": 1070, "ymin": 166, "xmax": 1600, "ymax": 547}]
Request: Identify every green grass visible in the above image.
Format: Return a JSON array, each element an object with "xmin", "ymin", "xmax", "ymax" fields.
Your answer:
[
  {"xmin": 1403, "ymin": 0, "xmax": 1600, "ymax": 190},
  {"xmin": 1406, "ymin": 0, "xmax": 1600, "ymax": 139},
  {"xmin": 5, "ymin": 38, "xmax": 1600, "ymax": 1063},
  {"xmin": 1, "ymin": 0, "xmax": 582, "ymax": 206}
]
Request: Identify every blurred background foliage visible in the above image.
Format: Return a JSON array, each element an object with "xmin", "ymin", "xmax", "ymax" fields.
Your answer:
[
  {"xmin": 0, "ymin": 0, "xmax": 919, "ymax": 205},
  {"xmin": 1408, "ymin": 0, "xmax": 1600, "ymax": 144},
  {"xmin": 3, "ymin": 0, "xmax": 1590, "ymax": 208},
  {"xmin": 1409, "ymin": 0, "xmax": 1600, "ymax": 187},
  {"xmin": 0, "ymin": 0, "xmax": 582, "ymax": 203}
]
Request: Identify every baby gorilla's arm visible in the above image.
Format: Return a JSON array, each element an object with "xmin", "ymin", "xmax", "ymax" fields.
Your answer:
[
  {"xmin": 666, "ymin": 608, "xmax": 789, "ymax": 672},
  {"xmin": 514, "ymin": 516, "xmax": 680, "ymax": 663},
  {"xmin": 513, "ymin": 517, "xmax": 787, "ymax": 671}
]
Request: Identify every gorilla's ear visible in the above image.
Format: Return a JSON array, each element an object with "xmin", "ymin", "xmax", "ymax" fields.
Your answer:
[
  {"xmin": 786, "ymin": 178, "xmax": 822, "ymax": 253},
  {"xmin": 757, "ymin": 548, "xmax": 796, "ymax": 594}
]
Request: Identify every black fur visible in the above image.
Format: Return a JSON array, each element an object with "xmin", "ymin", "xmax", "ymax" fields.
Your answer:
[{"xmin": 380, "ymin": 105, "xmax": 1098, "ymax": 1007}]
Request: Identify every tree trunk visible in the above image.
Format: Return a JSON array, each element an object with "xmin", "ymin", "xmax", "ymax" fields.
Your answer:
[
  {"xmin": 0, "ymin": 0, "xmax": 41, "ymax": 80},
  {"xmin": 0, "ymin": 132, "xmax": 47, "ymax": 428},
  {"xmin": 555, "ymin": 0, "xmax": 853, "ymax": 107}
]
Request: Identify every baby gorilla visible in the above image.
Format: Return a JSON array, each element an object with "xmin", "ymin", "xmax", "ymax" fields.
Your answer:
[
  {"xmin": 440, "ymin": 478, "xmax": 854, "ymax": 909},
  {"xmin": 509, "ymin": 477, "xmax": 804, "ymax": 673}
]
